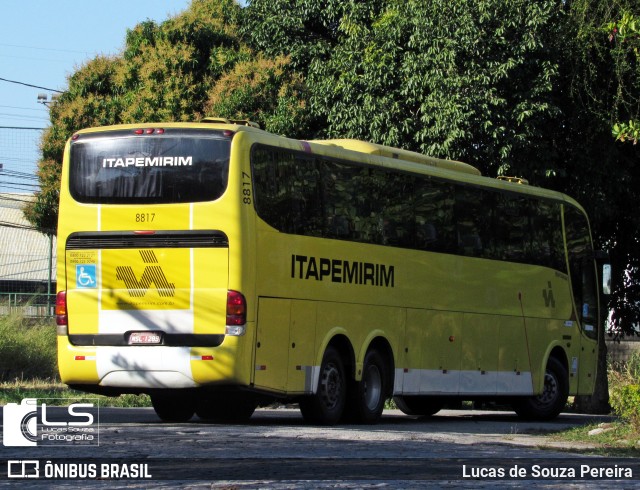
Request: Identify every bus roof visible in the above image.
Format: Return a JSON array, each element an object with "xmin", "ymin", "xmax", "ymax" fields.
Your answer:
[
  {"xmin": 311, "ymin": 139, "xmax": 481, "ymax": 176},
  {"xmin": 70, "ymin": 120, "xmax": 587, "ymax": 216}
]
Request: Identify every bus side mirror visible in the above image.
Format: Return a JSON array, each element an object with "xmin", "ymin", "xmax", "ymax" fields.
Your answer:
[
  {"xmin": 602, "ymin": 263, "xmax": 611, "ymax": 296},
  {"xmin": 594, "ymin": 250, "xmax": 611, "ymax": 296}
]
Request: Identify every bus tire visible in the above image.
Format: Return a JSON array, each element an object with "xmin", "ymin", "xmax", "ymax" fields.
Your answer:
[
  {"xmin": 345, "ymin": 349, "xmax": 388, "ymax": 424},
  {"xmin": 513, "ymin": 357, "xmax": 568, "ymax": 421},
  {"xmin": 394, "ymin": 396, "xmax": 443, "ymax": 417},
  {"xmin": 196, "ymin": 395, "xmax": 256, "ymax": 423},
  {"xmin": 151, "ymin": 395, "xmax": 195, "ymax": 422},
  {"xmin": 299, "ymin": 346, "xmax": 346, "ymax": 425}
]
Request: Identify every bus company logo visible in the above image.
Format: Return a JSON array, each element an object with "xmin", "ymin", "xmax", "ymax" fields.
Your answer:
[
  {"xmin": 115, "ymin": 250, "xmax": 175, "ymax": 298},
  {"xmin": 7, "ymin": 460, "xmax": 40, "ymax": 479},
  {"xmin": 101, "ymin": 155, "xmax": 193, "ymax": 168},
  {"xmin": 2, "ymin": 398, "xmax": 98, "ymax": 447},
  {"xmin": 542, "ymin": 281, "xmax": 556, "ymax": 308}
]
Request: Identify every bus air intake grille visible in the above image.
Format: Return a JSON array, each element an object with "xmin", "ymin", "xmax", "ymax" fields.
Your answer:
[{"xmin": 66, "ymin": 231, "xmax": 229, "ymax": 249}]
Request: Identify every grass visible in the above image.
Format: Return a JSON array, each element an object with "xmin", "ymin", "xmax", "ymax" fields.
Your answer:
[
  {"xmin": 0, "ymin": 313, "xmax": 57, "ymax": 381},
  {"xmin": 552, "ymin": 421, "xmax": 640, "ymax": 457},
  {"xmin": 0, "ymin": 378, "xmax": 151, "ymax": 407},
  {"xmin": 0, "ymin": 312, "xmax": 150, "ymax": 408}
]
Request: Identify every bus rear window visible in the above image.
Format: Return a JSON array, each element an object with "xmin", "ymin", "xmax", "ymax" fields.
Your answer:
[{"xmin": 69, "ymin": 130, "xmax": 231, "ymax": 204}]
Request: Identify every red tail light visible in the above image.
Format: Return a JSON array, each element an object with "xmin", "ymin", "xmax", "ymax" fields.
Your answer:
[
  {"xmin": 226, "ymin": 290, "xmax": 246, "ymax": 326},
  {"xmin": 56, "ymin": 291, "xmax": 67, "ymax": 326},
  {"xmin": 133, "ymin": 128, "xmax": 165, "ymax": 135}
]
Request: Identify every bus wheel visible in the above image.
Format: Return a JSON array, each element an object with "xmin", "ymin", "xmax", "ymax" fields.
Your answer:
[
  {"xmin": 299, "ymin": 346, "xmax": 346, "ymax": 425},
  {"xmin": 394, "ymin": 396, "xmax": 443, "ymax": 417},
  {"xmin": 196, "ymin": 395, "xmax": 256, "ymax": 423},
  {"xmin": 513, "ymin": 357, "xmax": 568, "ymax": 421},
  {"xmin": 151, "ymin": 395, "xmax": 195, "ymax": 422},
  {"xmin": 346, "ymin": 349, "xmax": 388, "ymax": 424}
]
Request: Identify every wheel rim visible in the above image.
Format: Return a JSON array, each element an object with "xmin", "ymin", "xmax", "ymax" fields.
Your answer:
[
  {"xmin": 536, "ymin": 370, "xmax": 558, "ymax": 408},
  {"xmin": 363, "ymin": 364, "xmax": 383, "ymax": 411},
  {"xmin": 320, "ymin": 362, "xmax": 343, "ymax": 410}
]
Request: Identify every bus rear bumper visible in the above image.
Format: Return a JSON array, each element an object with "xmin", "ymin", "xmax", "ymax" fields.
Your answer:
[{"xmin": 57, "ymin": 336, "xmax": 246, "ymax": 390}]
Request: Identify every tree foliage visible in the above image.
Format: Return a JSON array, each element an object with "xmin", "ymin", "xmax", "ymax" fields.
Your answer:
[
  {"xmin": 563, "ymin": 0, "xmax": 640, "ymax": 340},
  {"xmin": 305, "ymin": 0, "xmax": 564, "ymax": 180},
  {"xmin": 205, "ymin": 54, "xmax": 312, "ymax": 137},
  {"xmin": 605, "ymin": 11, "xmax": 640, "ymax": 144},
  {"xmin": 24, "ymin": 0, "xmax": 309, "ymax": 232}
]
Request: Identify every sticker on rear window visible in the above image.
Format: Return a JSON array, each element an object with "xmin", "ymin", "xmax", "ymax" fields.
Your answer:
[{"xmin": 76, "ymin": 264, "xmax": 97, "ymax": 288}]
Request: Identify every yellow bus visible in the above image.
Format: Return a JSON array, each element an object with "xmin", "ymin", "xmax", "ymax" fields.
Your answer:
[{"xmin": 56, "ymin": 118, "xmax": 605, "ymax": 424}]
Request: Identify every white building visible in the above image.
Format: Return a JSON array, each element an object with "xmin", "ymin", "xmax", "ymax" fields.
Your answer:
[{"xmin": 0, "ymin": 193, "xmax": 56, "ymax": 294}]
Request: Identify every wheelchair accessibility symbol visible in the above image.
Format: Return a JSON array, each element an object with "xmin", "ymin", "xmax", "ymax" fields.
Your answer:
[{"xmin": 76, "ymin": 264, "xmax": 97, "ymax": 288}]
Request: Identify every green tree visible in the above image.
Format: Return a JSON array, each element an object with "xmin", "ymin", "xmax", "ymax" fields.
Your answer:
[
  {"xmin": 309, "ymin": 0, "xmax": 564, "ymax": 181},
  {"xmin": 244, "ymin": 0, "xmax": 640, "ymax": 413},
  {"xmin": 204, "ymin": 54, "xmax": 312, "ymax": 138},
  {"xmin": 25, "ymin": 0, "xmax": 299, "ymax": 232},
  {"xmin": 565, "ymin": 0, "xmax": 640, "ymax": 335},
  {"xmin": 605, "ymin": 11, "xmax": 640, "ymax": 144}
]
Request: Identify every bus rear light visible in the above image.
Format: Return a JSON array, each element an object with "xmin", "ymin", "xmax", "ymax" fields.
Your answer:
[
  {"xmin": 55, "ymin": 291, "xmax": 68, "ymax": 327},
  {"xmin": 134, "ymin": 230, "xmax": 156, "ymax": 235},
  {"xmin": 226, "ymin": 290, "xmax": 246, "ymax": 336},
  {"xmin": 191, "ymin": 355, "xmax": 214, "ymax": 361},
  {"xmin": 223, "ymin": 130, "xmax": 235, "ymax": 138},
  {"xmin": 133, "ymin": 128, "xmax": 165, "ymax": 135}
]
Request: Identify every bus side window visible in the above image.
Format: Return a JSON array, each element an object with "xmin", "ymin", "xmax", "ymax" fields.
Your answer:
[
  {"xmin": 414, "ymin": 177, "xmax": 455, "ymax": 253},
  {"xmin": 252, "ymin": 147, "xmax": 323, "ymax": 236},
  {"xmin": 455, "ymin": 186, "xmax": 491, "ymax": 258}
]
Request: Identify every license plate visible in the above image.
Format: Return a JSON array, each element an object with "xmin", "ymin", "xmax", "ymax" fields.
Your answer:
[{"xmin": 128, "ymin": 332, "xmax": 162, "ymax": 345}]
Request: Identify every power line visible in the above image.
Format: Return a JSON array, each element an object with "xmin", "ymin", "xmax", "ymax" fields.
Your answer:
[
  {"xmin": 0, "ymin": 183, "xmax": 39, "ymax": 191},
  {"xmin": 0, "ymin": 195, "xmax": 35, "ymax": 205},
  {"xmin": 0, "ymin": 54, "xmax": 74, "ymax": 64},
  {"xmin": 0, "ymin": 126, "xmax": 45, "ymax": 130},
  {"xmin": 0, "ymin": 77, "xmax": 63, "ymax": 94},
  {"xmin": 0, "ymin": 105, "xmax": 48, "ymax": 112},
  {"xmin": 0, "ymin": 221, "xmax": 38, "ymax": 231},
  {"xmin": 0, "ymin": 42, "xmax": 90, "ymax": 55},
  {"xmin": 0, "ymin": 112, "xmax": 48, "ymax": 121},
  {"xmin": 1, "ymin": 169, "xmax": 39, "ymax": 181}
]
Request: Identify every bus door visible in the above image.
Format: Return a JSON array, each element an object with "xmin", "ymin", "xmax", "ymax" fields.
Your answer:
[{"xmin": 564, "ymin": 207, "xmax": 599, "ymax": 394}]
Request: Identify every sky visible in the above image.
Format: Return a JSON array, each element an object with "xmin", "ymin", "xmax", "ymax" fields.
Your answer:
[{"xmin": 0, "ymin": 0, "xmax": 193, "ymax": 192}]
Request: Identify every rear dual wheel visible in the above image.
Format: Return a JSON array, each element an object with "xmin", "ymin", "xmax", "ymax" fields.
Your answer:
[
  {"xmin": 299, "ymin": 346, "xmax": 346, "ymax": 425},
  {"xmin": 196, "ymin": 394, "xmax": 256, "ymax": 423},
  {"xmin": 151, "ymin": 395, "xmax": 195, "ymax": 422},
  {"xmin": 300, "ymin": 346, "xmax": 390, "ymax": 425},
  {"xmin": 394, "ymin": 396, "xmax": 443, "ymax": 417},
  {"xmin": 345, "ymin": 349, "xmax": 388, "ymax": 424}
]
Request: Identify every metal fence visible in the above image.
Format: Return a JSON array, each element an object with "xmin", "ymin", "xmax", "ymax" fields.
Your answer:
[
  {"xmin": 0, "ymin": 127, "xmax": 55, "ymax": 318},
  {"xmin": 0, "ymin": 292, "xmax": 55, "ymax": 317}
]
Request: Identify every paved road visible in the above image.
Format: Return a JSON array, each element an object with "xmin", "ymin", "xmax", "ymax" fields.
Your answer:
[{"xmin": 1, "ymin": 407, "xmax": 637, "ymax": 488}]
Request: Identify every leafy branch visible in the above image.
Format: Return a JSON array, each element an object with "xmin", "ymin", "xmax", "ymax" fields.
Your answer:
[{"xmin": 605, "ymin": 12, "xmax": 640, "ymax": 144}]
